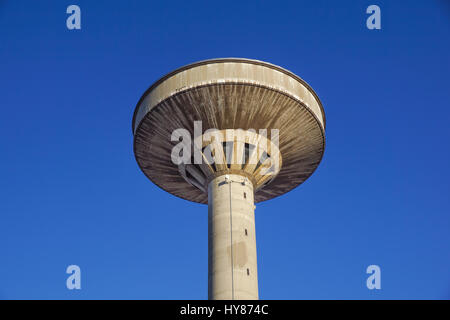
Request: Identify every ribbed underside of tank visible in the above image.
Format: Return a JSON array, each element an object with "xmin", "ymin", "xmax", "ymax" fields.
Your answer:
[{"xmin": 133, "ymin": 82, "xmax": 325, "ymax": 204}]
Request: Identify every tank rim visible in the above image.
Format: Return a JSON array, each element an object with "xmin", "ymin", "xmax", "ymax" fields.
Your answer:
[{"xmin": 131, "ymin": 58, "xmax": 326, "ymax": 134}]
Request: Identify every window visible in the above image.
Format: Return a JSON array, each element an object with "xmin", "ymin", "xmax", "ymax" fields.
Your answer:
[
  {"xmin": 247, "ymin": 268, "xmax": 250, "ymax": 276},
  {"xmin": 245, "ymin": 229, "xmax": 248, "ymax": 236},
  {"xmin": 244, "ymin": 192, "xmax": 246, "ymax": 199}
]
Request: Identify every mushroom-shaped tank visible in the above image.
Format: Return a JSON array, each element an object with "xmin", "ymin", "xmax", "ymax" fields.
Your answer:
[{"xmin": 132, "ymin": 58, "xmax": 326, "ymax": 204}]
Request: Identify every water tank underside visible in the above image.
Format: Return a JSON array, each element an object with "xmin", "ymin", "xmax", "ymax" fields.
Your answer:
[{"xmin": 133, "ymin": 82, "xmax": 325, "ymax": 204}]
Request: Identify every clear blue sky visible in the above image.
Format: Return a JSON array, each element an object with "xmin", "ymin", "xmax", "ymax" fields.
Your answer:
[{"xmin": 0, "ymin": 0, "xmax": 449, "ymax": 299}]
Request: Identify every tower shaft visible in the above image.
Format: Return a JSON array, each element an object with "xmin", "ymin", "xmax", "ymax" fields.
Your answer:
[{"xmin": 208, "ymin": 174, "xmax": 258, "ymax": 300}]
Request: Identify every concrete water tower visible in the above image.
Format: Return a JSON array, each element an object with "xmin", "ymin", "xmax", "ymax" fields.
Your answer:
[{"xmin": 132, "ymin": 58, "xmax": 326, "ymax": 300}]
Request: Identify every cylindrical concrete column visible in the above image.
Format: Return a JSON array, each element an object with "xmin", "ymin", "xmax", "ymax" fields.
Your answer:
[{"xmin": 208, "ymin": 173, "xmax": 258, "ymax": 300}]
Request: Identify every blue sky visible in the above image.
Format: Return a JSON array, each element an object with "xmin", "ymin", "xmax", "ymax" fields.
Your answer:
[{"xmin": 0, "ymin": 0, "xmax": 449, "ymax": 299}]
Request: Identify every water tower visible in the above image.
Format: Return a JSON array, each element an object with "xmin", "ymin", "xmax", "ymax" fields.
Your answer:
[{"xmin": 132, "ymin": 58, "xmax": 326, "ymax": 299}]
